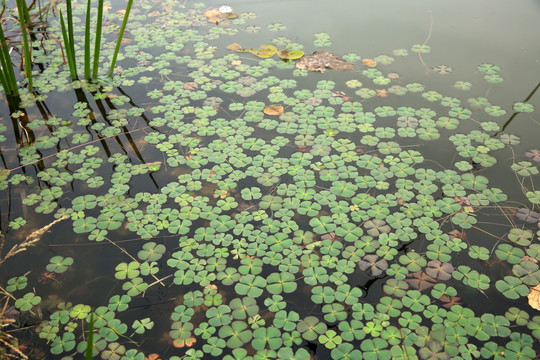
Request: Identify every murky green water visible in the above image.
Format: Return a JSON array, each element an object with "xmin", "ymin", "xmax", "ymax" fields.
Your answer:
[{"xmin": 1, "ymin": 0, "xmax": 540, "ymax": 359}]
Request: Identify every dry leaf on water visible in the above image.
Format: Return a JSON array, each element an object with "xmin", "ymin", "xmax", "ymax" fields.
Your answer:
[
  {"xmin": 362, "ymin": 58, "xmax": 377, "ymax": 67},
  {"xmin": 204, "ymin": 8, "xmax": 221, "ymax": 23},
  {"xmin": 227, "ymin": 43, "xmax": 244, "ymax": 52},
  {"xmin": 528, "ymin": 284, "xmax": 540, "ymax": 310},
  {"xmin": 263, "ymin": 105, "xmax": 284, "ymax": 116},
  {"xmin": 219, "ymin": 12, "xmax": 237, "ymax": 19},
  {"xmin": 295, "ymin": 51, "xmax": 353, "ymax": 73},
  {"xmin": 204, "ymin": 8, "xmax": 237, "ymax": 23},
  {"xmin": 183, "ymin": 82, "xmax": 198, "ymax": 90},
  {"xmin": 376, "ymin": 89, "xmax": 389, "ymax": 98}
]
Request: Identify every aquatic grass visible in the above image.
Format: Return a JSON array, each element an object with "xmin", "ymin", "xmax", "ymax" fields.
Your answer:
[
  {"xmin": 0, "ymin": 23, "xmax": 18, "ymax": 95},
  {"xmin": 59, "ymin": 9, "xmax": 77, "ymax": 80},
  {"xmin": 60, "ymin": 0, "xmax": 131, "ymax": 80},
  {"xmin": 85, "ymin": 311, "xmax": 94, "ymax": 360},
  {"xmin": 92, "ymin": 0, "xmax": 104, "ymax": 79},
  {"xmin": 2, "ymin": 1, "xmax": 540, "ymax": 359},
  {"xmin": 84, "ymin": 0, "xmax": 92, "ymax": 80},
  {"xmin": 0, "ymin": 0, "xmax": 34, "ymax": 94},
  {"xmin": 108, "ymin": 0, "xmax": 134, "ymax": 78}
]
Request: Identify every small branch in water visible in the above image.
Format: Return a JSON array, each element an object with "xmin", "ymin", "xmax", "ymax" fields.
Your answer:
[
  {"xmin": 418, "ymin": 10, "xmax": 433, "ymax": 72},
  {"xmin": 104, "ymin": 237, "xmax": 165, "ymax": 287}
]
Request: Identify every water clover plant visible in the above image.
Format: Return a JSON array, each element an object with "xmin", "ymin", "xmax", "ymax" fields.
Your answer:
[{"xmin": 1, "ymin": 0, "xmax": 539, "ymax": 359}]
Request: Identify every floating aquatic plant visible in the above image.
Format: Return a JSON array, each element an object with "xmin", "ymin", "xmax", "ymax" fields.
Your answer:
[{"xmin": 1, "ymin": 0, "xmax": 540, "ymax": 359}]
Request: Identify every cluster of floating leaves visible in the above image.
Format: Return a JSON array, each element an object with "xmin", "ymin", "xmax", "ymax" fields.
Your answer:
[{"xmin": 1, "ymin": 0, "xmax": 540, "ymax": 359}]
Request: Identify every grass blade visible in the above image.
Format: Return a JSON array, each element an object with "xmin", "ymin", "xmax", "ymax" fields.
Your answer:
[
  {"xmin": 16, "ymin": 0, "xmax": 33, "ymax": 91},
  {"xmin": 66, "ymin": 0, "xmax": 75, "ymax": 62},
  {"xmin": 84, "ymin": 0, "xmax": 92, "ymax": 80},
  {"xmin": 92, "ymin": 0, "xmax": 103, "ymax": 79},
  {"xmin": 108, "ymin": 0, "xmax": 133, "ymax": 78},
  {"xmin": 0, "ymin": 24, "xmax": 18, "ymax": 94},
  {"xmin": 59, "ymin": 10, "xmax": 77, "ymax": 80}
]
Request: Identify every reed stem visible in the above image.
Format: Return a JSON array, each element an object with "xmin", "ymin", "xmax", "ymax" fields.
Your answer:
[
  {"xmin": 0, "ymin": 24, "xmax": 18, "ymax": 94},
  {"xmin": 108, "ymin": 0, "xmax": 133, "ymax": 78},
  {"xmin": 92, "ymin": 0, "xmax": 103, "ymax": 79},
  {"xmin": 59, "ymin": 10, "xmax": 77, "ymax": 80},
  {"xmin": 84, "ymin": 0, "xmax": 91, "ymax": 79},
  {"xmin": 16, "ymin": 0, "xmax": 33, "ymax": 91}
]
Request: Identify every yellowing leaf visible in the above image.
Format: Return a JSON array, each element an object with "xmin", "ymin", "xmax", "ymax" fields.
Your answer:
[
  {"xmin": 528, "ymin": 284, "xmax": 540, "ymax": 310},
  {"xmin": 277, "ymin": 49, "xmax": 304, "ymax": 60},
  {"xmin": 249, "ymin": 44, "xmax": 277, "ymax": 58},
  {"xmin": 263, "ymin": 105, "xmax": 284, "ymax": 116}
]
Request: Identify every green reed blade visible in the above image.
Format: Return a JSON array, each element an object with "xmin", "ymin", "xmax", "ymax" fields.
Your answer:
[
  {"xmin": 0, "ymin": 58, "xmax": 11, "ymax": 95},
  {"xmin": 59, "ymin": 10, "xmax": 77, "ymax": 80},
  {"xmin": 0, "ymin": 24, "xmax": 18, "ymax": 94},
  {"xmin": 92, "ymin": 0, "xmax": 104, "ymax": 80},
  {"xmin": 108, "ymin": 0, "xmax": 133, "ymax": 78},
  {"xmin": 16, "ymin": 0, "xmax": 33, "ymax": 91},
  {"xmin": 66, "ymin": 0, "xmax": 75, "ymax": 60},
  {"xmin": 84, "ymin": 0, "xmax": 92, "ymax": 80}
]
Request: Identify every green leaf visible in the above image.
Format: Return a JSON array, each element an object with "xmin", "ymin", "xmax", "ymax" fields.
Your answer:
[
  {"xmin": 266, "ymin": 272, "xmax": 297, "ymax": 294},
  {"xmin": 15, "ymin": 292, "xmax": 41, "ymax": 311},
  {"xmin": 297, "ymin": 316, "xmax": 327, "ymax": 341},
  {"xmin": 46, "ymin": 256, "xmax": 74, "ymax": 273}
]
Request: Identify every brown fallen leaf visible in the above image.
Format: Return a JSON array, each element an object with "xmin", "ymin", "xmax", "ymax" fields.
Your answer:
[
  {"xmin": 204, "ymin": 8, "xmax": 220, "ymax": 18},
  {"xmin": 219, "ymin": 12, "xmax": 237, "ymax": 20},
  {"xmin": 263, "ymin": 105, "xmax": 284, "ymax": 116},
  {"xmin": 362, "ymin": 58, "xmax": 377, "ymax": 67},
  {"xmin": 295, "ymin": 51, "xmax": 353, "ymax": 73},
  {"xmin": 183, "ymin": 82, "xmax": 198, "ymax": 90},
  {"xmin": 528, "ymin": 284, "xmax": 540, "ymax": 310},
  {"xmin": 204, "ymin": 8, "xmax": 221, "ymax": 23},
  {"xmin": 204, "ymin": 8, "xmax": 237, "ymax": 23},
  {"xmin": 227, "ymin": 43, "xmax": 244, "ymax": 52},
  {"xmin": 405, "ymin": 271, "xmax": 436, "ymax": 291},
  {"xmin": 522, "ymin": 255, "xmax": 539, "ymax": 264},
  {"xmin": 376, "ymin": 89, "xmax": 388, "ymax": 98},
  {"xmin": 440, "ymin": 295, "xmax": 463, "ymax": 309}
]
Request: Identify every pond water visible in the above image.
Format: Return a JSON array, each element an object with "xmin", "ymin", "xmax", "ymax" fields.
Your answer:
[{"xmin": 1, "ymin": 0, "xmax": 540, "ymax": 359}]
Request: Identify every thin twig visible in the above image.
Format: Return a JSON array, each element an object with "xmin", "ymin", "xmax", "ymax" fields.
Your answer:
[
  {"xmin": 418, "ymin": 11, "xmax": 433, "ymax": 72},
  {"xmin": 103, "ymin": 237, "xmax": 165, "ymax": 287}
]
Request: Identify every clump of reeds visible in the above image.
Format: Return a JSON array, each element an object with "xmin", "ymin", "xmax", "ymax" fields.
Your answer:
[
  {"xmin": 60, "ymin": 0, "xmax": 134, "ymax": 81},
  {"xmin": 0, "ymin": 0, "xmax": 34, "ymax": 96}
]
